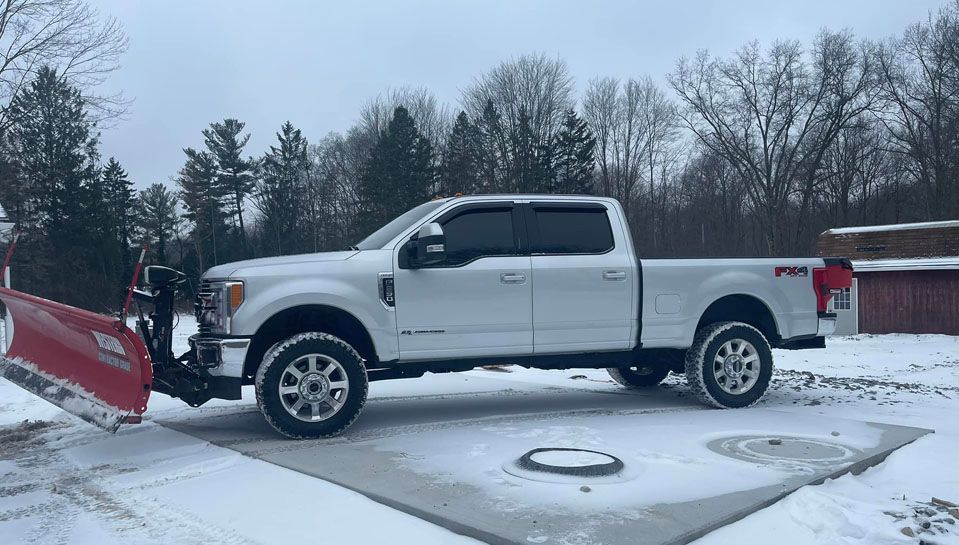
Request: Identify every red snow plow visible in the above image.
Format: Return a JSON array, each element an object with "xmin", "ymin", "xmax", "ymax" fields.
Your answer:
[
  {"xmin": 0, "ymin": 258, "xmax": 207, "ymax": 432},
  {"xmin": 0, "ymin": 287, "xmax": 152, "ymax": 431}
]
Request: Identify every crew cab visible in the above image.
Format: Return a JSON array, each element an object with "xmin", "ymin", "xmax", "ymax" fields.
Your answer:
[{"xmin": 184, "ymin": 195, "xmax": 852, "ymax": 438}]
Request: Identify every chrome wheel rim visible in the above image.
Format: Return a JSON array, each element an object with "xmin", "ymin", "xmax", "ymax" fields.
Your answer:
[
  {"xmin": 712, "ymin": 338, "xmax": 760, "ymax": 395},
  {"xmin": 279, "ymin": 354, "xmax": 349, "ymax": 422}
]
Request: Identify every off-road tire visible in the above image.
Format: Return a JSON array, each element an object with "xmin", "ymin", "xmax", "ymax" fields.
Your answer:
[
  {"xmin": 684, "ymin": 321, "xmax": 773, "ymax": 409},
  {"xmin": 606, "ymin": 365, "xmax": 671, "ymax": 388},
  {"xmin": 255, "ymin": 332, "xmax": 368, "ymax": 439}
]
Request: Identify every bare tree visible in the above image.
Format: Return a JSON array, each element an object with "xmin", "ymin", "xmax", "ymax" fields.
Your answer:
[
  {"xmin": 359, "ymin": 86, "xmax": 452, "ymax": 150},
  {"xmin": 876, "ymin": 4, "xmax": 959, "ymax": 220},
  {"xmin": 305, "ymin": 130, "xmax": 369, "ymax": 250},
  {"xmin": 0, "ymin": 0, "xmax": 128, "ymax": 127},
  {"xmin": 463, "ymin": 53, "xmax": 574, "ymax": 191},
  {"xmin": 583, "ymin": 76, "xmax": 678, "ymax": 234},
  {"xmin": 463, "ymin": 53, "xmax": 574, "ymax": 146},
  {"xmin": 670, "ymin": 30, "xmax": 876, "ymax": 254}
]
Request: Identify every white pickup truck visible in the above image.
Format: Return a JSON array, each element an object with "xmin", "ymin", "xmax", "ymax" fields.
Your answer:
[{"xmin": 174, "ymin": 195, "xmax": 852, "ymax": 438}]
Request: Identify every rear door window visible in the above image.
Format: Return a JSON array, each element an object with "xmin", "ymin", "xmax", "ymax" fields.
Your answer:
[{"xmin": 531, "ymin": 206, "xmax": 614, "ymax": 255}]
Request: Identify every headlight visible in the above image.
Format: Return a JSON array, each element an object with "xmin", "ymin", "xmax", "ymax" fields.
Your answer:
[{"xmin": 197, "ymin": 280, "xmax": 244, "ymax": 334}]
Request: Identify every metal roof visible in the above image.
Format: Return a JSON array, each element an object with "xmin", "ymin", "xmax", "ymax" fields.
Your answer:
[
  {"xmin": 851, "ymin": 257, "xmax": 959, "ymax": 272},
  {"xmin": 823, "ymin": 220, "xmax": 959, "ymax": 236}
]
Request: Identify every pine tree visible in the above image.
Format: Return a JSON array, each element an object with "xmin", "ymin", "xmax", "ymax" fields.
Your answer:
[
  {"xmin": 139, "ymin": 183, "xmax": 178, "ymax": 265},
  {"xmin": 475, "ymin": 99, "xmax": 506, "ymax": 193},
  {"xmin": 203, "ymin": 119, "xmax": 255, "ymax": 254},
  {"xmin": 102, "ymin": 158, "xmax": 137, "ymax": 281},
  {"xmin": 511, "ymin": 108, "xmax": 540, "ymax": 193},
  {"xmin": 177, "ymin": 148, "xmax": 226, "ymax": 273},
  {"xmin": 357, "ymin": 106, "xmax": 435, "ymax": 237},
  {"xmin": 3, "ymin": 66, "xmax": 102, "ymax": 307},
  {"xmin": 255, "ymin": 121, "xmax": 309, "ymax": 254},
  {"xmin": 551, "ymin": 109, "xmax": 596, "ymax": 194},
  {"xmin": 442, "ymin": 112, "xmax": 482, "ymax": 195}
]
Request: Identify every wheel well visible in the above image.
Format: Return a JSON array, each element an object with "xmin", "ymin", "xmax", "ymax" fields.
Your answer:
[
  {"xmin": 696, "ymin": 295, "xmax": 780, "ymax": 343},
  {"xmin": 243, "ymin": 305, "xmax": 377, "ymax": 380}
]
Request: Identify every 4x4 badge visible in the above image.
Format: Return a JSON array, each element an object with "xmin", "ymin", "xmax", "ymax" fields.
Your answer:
[{"xmin": 774, "ymin": 266, "xmax": 809, "ymax": 277}]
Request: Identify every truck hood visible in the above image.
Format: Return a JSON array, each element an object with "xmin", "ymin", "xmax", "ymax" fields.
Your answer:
[{"xmin": 202, "ymin": 250, "xmax": 359, "ymax": 279}]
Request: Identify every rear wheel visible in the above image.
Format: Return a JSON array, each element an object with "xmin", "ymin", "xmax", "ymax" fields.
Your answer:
[
  {"xmin": 255, "ymin": 332, "xmax": 368, "ymax": 438},
  {"xmin": 684, "ymin": 321, "xmax": 773, "ymax": 408},
  {"xmin": 607, "ymin": 364, "xmax": 671, "ymax": 388}
]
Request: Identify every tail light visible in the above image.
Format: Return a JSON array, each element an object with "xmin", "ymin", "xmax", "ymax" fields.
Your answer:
[{"xmin": 813, "ymin": 259, "xmax": 853, "ymax": 313}]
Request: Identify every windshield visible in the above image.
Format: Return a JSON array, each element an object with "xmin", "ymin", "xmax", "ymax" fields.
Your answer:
[{"xmin": 354, "ymin": 200, "xmax": 446, "ymax": 250}]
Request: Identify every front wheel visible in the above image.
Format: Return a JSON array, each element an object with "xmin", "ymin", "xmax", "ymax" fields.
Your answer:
[
  {"xmin": 255, "ymin": 332, "xmax": 368, "ymax": 438},
  {"xmin": 684, "ymin": 321, "xmax": 773, "ymax": 408}
]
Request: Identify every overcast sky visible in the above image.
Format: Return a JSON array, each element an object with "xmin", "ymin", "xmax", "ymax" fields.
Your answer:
[{"xmin": 89, "ymin": 0, "xmax": 946, "ymax": 189}]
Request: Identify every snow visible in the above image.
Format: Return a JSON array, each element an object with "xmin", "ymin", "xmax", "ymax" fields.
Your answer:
[
  {"xmin": 528, "ymin": 449, "xmax": 617, "ymax": 467},
  {"xmin": 824, "ymin": 219, "xmax": 959, "ymax": 235},
  {"xmin": 371, "ymin": 409, "xmax": 887, "ymax": 511},
  {"xmin": 0, "ymin": 356, "xmax": 128, "ymax": 430},
  {"xmin": 1, "ymin": 315, "xmax": 958, "ymax": 544},
  {"xmin": 0, "ymin": 410, "xmax": 480, "ymax": 545},
  {"xmin": 851, "ymin": 257, "xmax": 959, "ymax": 272}
]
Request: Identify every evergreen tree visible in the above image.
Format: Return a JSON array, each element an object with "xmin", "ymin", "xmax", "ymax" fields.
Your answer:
[
  {"xmin": 102, "ymin": 157, "xmax": 137, "ymax": 281},
  {"xmin": 475, "ymin": 99, "xmax": 506, "ymax": 193},
  {"xmin": 3, "ymin": 66, "xmax": 102, "ymax": 307},
  {"xmin": 442, "ymin": 111, "xmax": 482, "ymax": 195},
  {"xmin": 551, "ymin": 109, "xmax": 596, "ymax": 194},
  {"xmin": 139, "ymin": 183, "xmax": 178, "ymax": 266},
  {"xmin": 177, "ymin": 148, "xmax": 226, "ymax": 273},
  {"xmin": 255, "ymin": 121, "xmax": 309, "ymax": 254},
  {"xmin": 357, "ymin": 106, "xmax": 435, "ymax": 237},
  {"xmin": 511, "ymin": 108, "xmax": 543, "ymax": 193},
  {"xmin": 203, "ymin": 119, "xmax": 255, "ymax": 254}
]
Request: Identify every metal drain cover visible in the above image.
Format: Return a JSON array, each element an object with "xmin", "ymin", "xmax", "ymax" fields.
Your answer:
[{"xmin": 708, "ymin": 435, "xmax": 861, "ymax": 468}]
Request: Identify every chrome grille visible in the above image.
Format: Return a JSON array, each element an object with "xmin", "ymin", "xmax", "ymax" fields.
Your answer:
[{"xmin": 196, "ymin": 280, "xmax": 217, "ymax": 334}]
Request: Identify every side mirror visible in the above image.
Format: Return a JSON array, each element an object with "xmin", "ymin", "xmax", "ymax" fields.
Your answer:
[{"xmin": 408, "ymin": 223, "xmax": 446, "ymax": 267}]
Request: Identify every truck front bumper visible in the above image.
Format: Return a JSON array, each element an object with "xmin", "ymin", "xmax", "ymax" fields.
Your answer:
[{"xmin": 190, "ymin": 335, "xmax": 250, "ymax": 378}]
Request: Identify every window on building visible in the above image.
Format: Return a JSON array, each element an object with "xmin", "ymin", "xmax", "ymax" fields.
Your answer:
[{"xmin": 833, "ymin": 287, "xmax": 852, "ymax": 311}]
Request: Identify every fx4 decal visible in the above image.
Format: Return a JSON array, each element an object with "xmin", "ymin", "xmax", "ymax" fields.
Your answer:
[{"xmin": 774, "ymin": 266, "xmax": 809, "ymax": 278}]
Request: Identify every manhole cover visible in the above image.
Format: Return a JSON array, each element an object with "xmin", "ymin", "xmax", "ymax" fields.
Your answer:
[
  {"xmin": 503, "ymin": 448, "xmax": 635, "ymax": 484},
  {"xmin": 519, "ymin": 448, "xmax": 624, "ymax": 476},
  {"xmin": 708, "ymin": 435, "xmax": 861, "ymax": 468}
]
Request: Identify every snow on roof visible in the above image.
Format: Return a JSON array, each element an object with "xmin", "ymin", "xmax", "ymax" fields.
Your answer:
[
  {"xmin": 852, "ymin": 257, "xmax": 959, "ymax": 272},
  {"xmin": 824, "ymin": 220, "xmax": 959, "ymax": 236}
]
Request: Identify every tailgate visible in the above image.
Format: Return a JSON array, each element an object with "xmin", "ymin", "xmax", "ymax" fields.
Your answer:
[{"xmin": 0, "ymin": 287, "xmax": 152, "ymax": 432}]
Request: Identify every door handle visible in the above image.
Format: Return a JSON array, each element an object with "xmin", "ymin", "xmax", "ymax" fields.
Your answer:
[
  {"xmin": 500, "ymin": 272, "xmax": 527, "ymax": 284},
  {"xmin": 603, "ymin": 271, "xmax": 627, "ymax": 281}
]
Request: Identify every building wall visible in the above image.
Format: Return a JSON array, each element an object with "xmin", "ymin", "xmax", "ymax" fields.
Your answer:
[
  {"xmin": 817, "ymin": 225, "xmax": 959, "ymax": 260},
  {"xmin": 856, "ymin": 270, "xmax": 959, "ymax": 335}
]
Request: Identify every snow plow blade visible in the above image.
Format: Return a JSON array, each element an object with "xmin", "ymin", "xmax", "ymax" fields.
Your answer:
[{"xmin": 0, "ymin": 287, "xmax": 152, "ymax": 432}]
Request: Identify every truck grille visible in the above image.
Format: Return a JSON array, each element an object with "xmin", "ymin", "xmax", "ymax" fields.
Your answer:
[{"xmin": 196, "ymin": 280, "xmax": 217, "ymax": 334}]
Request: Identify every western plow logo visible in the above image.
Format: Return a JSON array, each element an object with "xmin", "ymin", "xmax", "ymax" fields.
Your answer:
[{"xmin": 774, "ymin": 266, "xmax": 809, "ymax": 278}]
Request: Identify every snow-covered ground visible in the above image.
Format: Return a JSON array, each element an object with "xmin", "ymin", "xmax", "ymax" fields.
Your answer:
[{"xmin": 1, "ymin": 317, "xmax": 957, "ymax": 545}]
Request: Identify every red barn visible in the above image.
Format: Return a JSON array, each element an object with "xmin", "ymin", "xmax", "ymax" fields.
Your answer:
[{"xmin": 816, "ymin": 220, "xmax": 959, "ymax": 335}]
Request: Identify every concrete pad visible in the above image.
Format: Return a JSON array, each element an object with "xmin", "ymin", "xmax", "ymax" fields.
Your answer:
[{"xmin": 157, "ymin": 382, "xmax": 931, "ymax": 545}]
